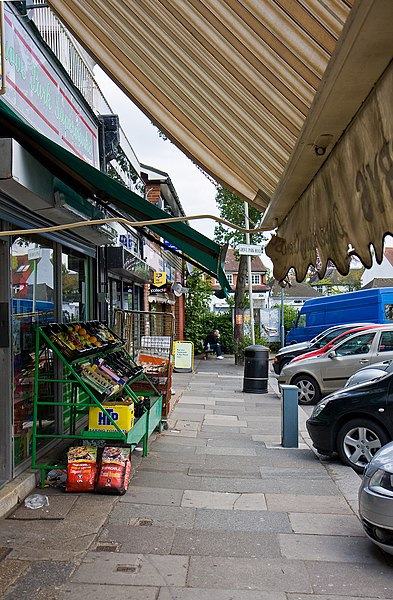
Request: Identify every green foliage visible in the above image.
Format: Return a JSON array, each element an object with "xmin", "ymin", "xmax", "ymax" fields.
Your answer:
[
  {"xmin": 201, "ymin": 312, "xmax": 234, "ymax": 354},
  {"xmin": 213, "ymin": 186, "xmax": 266, "ymax": 248},
  {"xmin": 184, "ymin": 270, "xmax": 213, "ymax": 351},
  {"xmin": 272, "ymin": 303, "xmax": 299, "ymax": 334}
]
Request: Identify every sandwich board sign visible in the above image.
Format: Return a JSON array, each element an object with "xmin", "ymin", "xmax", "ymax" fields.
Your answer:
[{"xmin": 173, "ymin": 341, "xmax": 194, "ymax": 373}]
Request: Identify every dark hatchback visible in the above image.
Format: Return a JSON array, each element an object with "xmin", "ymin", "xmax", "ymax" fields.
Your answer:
[{"xmin": 306, "ymin": 372, "xmax": 393, "ymax": 473}]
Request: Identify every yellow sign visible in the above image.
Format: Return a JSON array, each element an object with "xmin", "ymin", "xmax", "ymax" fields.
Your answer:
[
  {"xmin": 88, "ymin": 404, "xmax": 134, "ymax": 433},
  {"xmin": 154, "ymin": 272, "xmax": 166, "ymax": 286},
  {"xmin": 173, "ymin": 341, "xmax": 194, "ymax": 373}
]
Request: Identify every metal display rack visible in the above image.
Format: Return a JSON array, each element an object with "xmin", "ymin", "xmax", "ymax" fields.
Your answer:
[
  {"xmin": 113, "ymin": 310, "xmax": 175, "ymax": 419},
  {"xmin": 31, "ymin": 322, "xmax": 162, "ymax": 487}
]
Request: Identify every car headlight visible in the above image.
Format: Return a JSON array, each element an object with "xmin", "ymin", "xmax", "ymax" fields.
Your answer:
[
  {"xmin": 369, "ymin": 469, "xmax": 393, "ymax": 497},
  {"xmin": 311, "ymin": 401, "xmax": 329, "ymax": 418}
]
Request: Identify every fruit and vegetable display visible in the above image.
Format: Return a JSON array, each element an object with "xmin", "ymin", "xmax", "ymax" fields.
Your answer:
[{"xmin": 43, "ymin": 321, "xmax": 122, "ymax": 360}]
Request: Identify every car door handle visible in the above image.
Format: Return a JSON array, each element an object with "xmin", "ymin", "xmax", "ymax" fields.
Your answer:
[{"xmin": 359, "ymin": 359, "xmax": 370, "ymax": 364}]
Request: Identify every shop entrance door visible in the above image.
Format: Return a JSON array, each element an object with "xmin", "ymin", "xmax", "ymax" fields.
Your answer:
[{"xmin": 0, "ymin": 232, "xmax": 12, "ymax": 486}]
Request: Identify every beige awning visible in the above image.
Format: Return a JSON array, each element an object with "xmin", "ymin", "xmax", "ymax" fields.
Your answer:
[
  {"xmin": 46, "ymin": 0, "xmax": 393, "ymax": 281},
  {"xmin": 47, "ymin": 0, "xmax": 352, "ymax": 210}
]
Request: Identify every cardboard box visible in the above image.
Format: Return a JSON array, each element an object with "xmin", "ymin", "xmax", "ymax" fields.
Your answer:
[{"xmin": 88, "ymin": 404, "xmax": 134, "ymax": 433}]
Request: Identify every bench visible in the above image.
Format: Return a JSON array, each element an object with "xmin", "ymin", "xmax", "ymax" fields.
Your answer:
[{"xmin": 201, "ymin": 340, "xmax": 215, "ymax": 360}]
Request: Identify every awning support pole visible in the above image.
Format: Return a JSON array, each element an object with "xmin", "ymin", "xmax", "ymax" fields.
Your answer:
[{"xmin": 244, "ymin": 201, "xmax": 255, "ymax": 344}]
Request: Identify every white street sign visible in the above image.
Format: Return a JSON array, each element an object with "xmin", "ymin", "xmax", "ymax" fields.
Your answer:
[{"xmin": 238, "ymin": 244, "xmax": 263, "ymax": 255}]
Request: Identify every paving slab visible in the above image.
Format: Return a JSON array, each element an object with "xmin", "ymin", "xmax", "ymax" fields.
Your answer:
[
  {"xmin": 2, "ymin": 560, "xmax": 74, "ymax": 600},
  {"xmin": 181, "ymin": 490, "xmax": 241, "ymax": 510},
  {"xmin": 179, "ymin": 397, "xmax": 216, "ymax": 406},
  {"xmin": 170, "ymin": 529, "xmax": 280, "ymax": 558},
  {"xmin": 265, "ymin": 493, "xmax": 353, "ymax": 514},
  {"xmin": 98, "ymin": 524, "xmax": 175, "ymax": 554},
  {"xmin": 158, "ymin": 589, "xmax": 286, "ymax": 600},
  {"xmin": 195, "ymin": 447, "xmax": 256, "ymax": 456},
  {"xmin": 61, "ymin": 584, "xmax": 159, "ymax": 600},
  {"xmin": 189, "ymin": 466, "xmax": 261, "ymax": 478},
  {"xmin": 0, "ymin": 558, "xmax": 29, "ymax": 598},
  {"xmin": 194, "ymin": 508, "xmax": 291, "ymax": 532},
  {"xmin": 200, "ymin": 476, "xmax": 281, "ymax": 494},
  {"xmin": 187, "ymin": 556, "xmax": 312, "ymax": 593},
  {"xmin": 109, "ymin": 503, "xmax": 196, "ymax": 529},
  {"xmin": 279, "ymin": 533, "xmax": 384, "ymax": 563},
  {"xmin": 305, "ymin": 560, "xmax": 393, "ymax": 597},
  {"xmin": 275, "ymin": 478, "xmax": 342, "ymax": 496},
  {"xmin": 162, "ymin": 429, "xmax": 198, "ymax": 438},
  {"xmin": 131, "ymin": 472, "xmax": 202, "ymax": 490},
  {"xmin": 73, "ymin": 553, "xmax": 188, "ymax": 587},
  {"xmin": 120, "ymin": 486, "xmax": 183, "ymax": 506},
  {"xmin": 204, "ymin": 415, "xmax": 247, "ymax": 427},
  {"xmin": 289, "ymin": 512, "xmax": 365, "ymax": 536}
]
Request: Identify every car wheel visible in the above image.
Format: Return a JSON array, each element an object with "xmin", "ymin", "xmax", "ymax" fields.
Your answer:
[
  {"xmin": 291, "ymin": 375, "xmax": 321, "ymax": 405},
  {"xmin": 336, "ymin": 418, "xmax": 389, "ymax": 473}
]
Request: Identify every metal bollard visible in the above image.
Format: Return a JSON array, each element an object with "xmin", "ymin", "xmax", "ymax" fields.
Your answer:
[{"xmin": 281, "ymin": 384, "xmax": 298, "ymax": 448}]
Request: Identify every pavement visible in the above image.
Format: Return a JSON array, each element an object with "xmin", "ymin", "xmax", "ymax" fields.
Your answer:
[{"xmin": 0, "ymin": 355, "xmax": 392, "ymax": 599}]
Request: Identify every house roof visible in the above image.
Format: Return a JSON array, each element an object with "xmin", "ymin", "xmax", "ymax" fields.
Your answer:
[
  {"xmin": 384, "ymin": 248, "xmax": 393, "ymax": 267},
  {"xmin": 361, "ymin": 278, "xmax": 393, "ymax": 289},
  {"xmin": 224, "ymin": 248, "xmax": 268, "ymax": 274},
  {"xmin": 269, "ymin": 279, "xmax": 323, "ymax": 299},
  {"xmin": 308, "ymin": 266, "xmax": 364, "ymax": 285}
]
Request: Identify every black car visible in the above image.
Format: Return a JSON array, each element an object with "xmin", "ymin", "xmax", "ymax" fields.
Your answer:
[
  {"xmin": 306, "ymin": 372, "xmax": 393, "ymax": 473},
  {"xmin": 272, "ymin": 323, "xmax": 375, "ymax": 375}
]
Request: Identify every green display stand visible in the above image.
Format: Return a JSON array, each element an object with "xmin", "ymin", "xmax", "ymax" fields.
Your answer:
[{"xmin": 31, "ymin": 324, "xmax": 162, "ymax": 488}]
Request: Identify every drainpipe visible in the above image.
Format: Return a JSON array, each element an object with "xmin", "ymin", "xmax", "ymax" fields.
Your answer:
[{"xmin": 0, "ymin": 1, "xmax": 5, "ymax": 96}]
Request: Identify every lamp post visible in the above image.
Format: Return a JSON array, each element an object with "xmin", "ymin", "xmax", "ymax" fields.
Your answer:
[{"xmin": 244, "ymin": 201, "xmax": 255, "ymax": 344}]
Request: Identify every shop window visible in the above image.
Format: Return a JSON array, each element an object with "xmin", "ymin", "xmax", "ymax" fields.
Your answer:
[
  {"xmin": 11, "ymin": 236, "xmax": 55, "ymax": 467},
  {"xmin": 62, "ymin": 249, "xmax": 88, "ymax": 322}
]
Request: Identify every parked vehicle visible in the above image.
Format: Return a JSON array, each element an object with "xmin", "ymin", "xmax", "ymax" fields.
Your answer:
[
  {"xmin": 286, "ymin": 288, "xmax": 393, "ymax": 344},
  {"xmin": 290, "ymin": 325, "xmax": 385, "ymax": 365},
  {"xmin": 273, "ymin": 323, "xmax": 374, "ymax": 375},
  {"xmin": 359, "ymin": 441, "xmax": 393, "ymax": 555},
  {"xmin": 345, "ymin": 359, "xmax": 393, "ymax": 388},
  {"xmin": 278, "ymin": 326, "xmax": 393, "ymax": 404},
  {"xmin": 306, "ymin": 372, "xmax": 393, "ymax": 472}
]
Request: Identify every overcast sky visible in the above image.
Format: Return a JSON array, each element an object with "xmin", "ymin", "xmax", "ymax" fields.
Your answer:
[
  {"xmin": 93, "ymin": 67, "xmax": 274, "ymax": 273},
  {"xmin": 94, "ymin": 67, "xmax": 220, "ymax": 239}
]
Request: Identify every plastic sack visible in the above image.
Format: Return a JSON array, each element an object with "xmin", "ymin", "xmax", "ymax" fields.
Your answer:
[{"xmin": 24, "ymin": 494, "xmax": 49, "ymax": 509}]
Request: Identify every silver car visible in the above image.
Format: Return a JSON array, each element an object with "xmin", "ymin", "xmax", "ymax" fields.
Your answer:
[
  {"xmin": 359, "ymin": 441, "xmax": 393, "ymax": 555},
  {"xmin": 278, "ymin": 326, "xmax": 393, "ymax": 404}
]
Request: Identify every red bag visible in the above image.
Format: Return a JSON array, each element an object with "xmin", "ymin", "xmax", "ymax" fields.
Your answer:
[
  {"xmin": 66, "ymin": 446, "xmax": 97, "ymax": 493},
  {"xmin": 95, "ymin": 446, "xmax": 131, "ymax": 495}
]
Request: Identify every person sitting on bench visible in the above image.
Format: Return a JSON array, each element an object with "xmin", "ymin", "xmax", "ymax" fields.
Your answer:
[{"xmin": 203, "ymin": 329, "xmax": 223, "ymax": 359}]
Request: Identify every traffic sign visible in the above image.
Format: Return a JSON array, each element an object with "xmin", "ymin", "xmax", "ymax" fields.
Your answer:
[{"xmin": 238, "ymin": 244, "xmax": 263, "ymax": 255}]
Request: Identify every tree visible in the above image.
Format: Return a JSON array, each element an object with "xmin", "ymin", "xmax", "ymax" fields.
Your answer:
[
  {"xmin": 184, "ymin": 269, "xmax": 213, "ymax": 351},
  {"xmin": 214, "ymin": 186, "xmax": 266, "ymax": 364}
]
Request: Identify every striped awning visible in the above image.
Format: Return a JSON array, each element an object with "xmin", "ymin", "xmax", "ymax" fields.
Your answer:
[{"xmin": 46, "ymin": 0, "xmax": 353, "ymax": 210}]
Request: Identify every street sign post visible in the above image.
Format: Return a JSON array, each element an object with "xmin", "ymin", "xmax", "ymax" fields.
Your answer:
[{"xmin": 238, "ymin": 244, "xmax": 263, "ymax": 256}]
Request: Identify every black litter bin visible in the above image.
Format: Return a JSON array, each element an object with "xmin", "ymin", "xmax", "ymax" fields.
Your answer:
[{"xmin": 243, "ymin": 345, "xmax": 269, "ymax": 393}]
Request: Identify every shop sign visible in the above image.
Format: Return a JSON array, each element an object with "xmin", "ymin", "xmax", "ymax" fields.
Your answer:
[
  {"xmin": 1, "ymin": 8, "xmax": 99, "ymax": 166},
  {"xmin": 153, "ymin": 272, "xmax": 166, "ymax": 286},
  {"xmin": 149, "ymin": 284, "xmax": 168, "ymax": 294}
]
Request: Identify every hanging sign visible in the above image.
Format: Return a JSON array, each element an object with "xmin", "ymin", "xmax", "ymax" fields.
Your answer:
[
  {"xmin": 173, "ymin": 341, "xmax": 194, "ymax": 373},
  {"xmin": 154, "ymin": 272, "xmax": 166, "ymax": 286}
]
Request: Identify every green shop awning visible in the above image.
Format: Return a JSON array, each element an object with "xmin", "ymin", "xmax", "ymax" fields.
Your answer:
[{"xmin": 0, "ymin": 101, "xmax": 230, "ymax": 296}]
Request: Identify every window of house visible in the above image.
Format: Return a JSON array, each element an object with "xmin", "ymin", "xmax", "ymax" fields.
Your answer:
[
  {"xmin": 251, "ymin": 274, "xmax": 260, "ymax": 285},
  {"xmin": 226, "ymin": 274, "xmax": 233, "ymax": 285}
]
